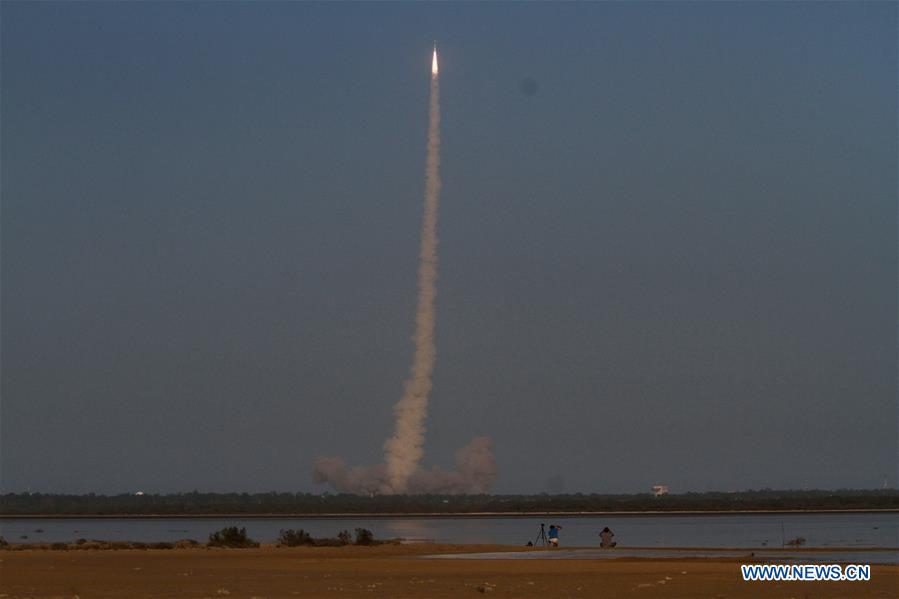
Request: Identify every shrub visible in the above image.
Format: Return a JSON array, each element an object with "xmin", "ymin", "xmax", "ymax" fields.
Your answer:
[
  {"xmin": 174, "ymin": 539, "xmax": 200, "ymax": 549},
  {"xmin": 51, "ymin": 542, "xmax": 68, "ymax": 550},
  {"xmin": 786, "ymin": 536, "xmax": 807, "ymax": 546},
  {"xmin": 75, "ymin": 538, "xmax": 87, "ymax": 545},
  {"xmin": 337, "ymin": 530, "xmax": 352, "ymax": 546},
  {"xmin": 354, "ymin": 528, "xmax": 375, "ymax": 546},
  {"xmin": 277, "ymin": 528, "xmax": 313, "ymax": 547},
  {"xmin": 148, "ymin": 542, "xmax": 174, "ymax": 550},
  {"xmin": 77, "ymin": 541, "xmax": 105, "ymax": 550},
  {"xmin": 0, "ymin": 536, "xmax": 8, "ymax": 548},
  {"xmin": 207, "ymin": 526, "xmax": 259, "ymax": 548}
]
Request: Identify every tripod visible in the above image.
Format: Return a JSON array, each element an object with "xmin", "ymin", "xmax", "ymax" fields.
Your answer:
[{"xmin": 533, "ymin": 523, "xmax": 549, "ymax": 547}]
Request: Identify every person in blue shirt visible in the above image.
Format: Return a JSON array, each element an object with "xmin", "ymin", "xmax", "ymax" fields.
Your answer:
[{"xmin": 548, "ymin": 524, "xmax": 561, "ymax": 547}]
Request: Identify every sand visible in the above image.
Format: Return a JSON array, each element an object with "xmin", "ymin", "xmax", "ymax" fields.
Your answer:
[{"xmin": 2, "ymin": 544, "xmax": 897, "ymax": 598}]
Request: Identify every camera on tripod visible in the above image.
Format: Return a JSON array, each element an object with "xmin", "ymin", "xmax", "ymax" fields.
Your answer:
[{"xmin": 532, "ymin": 522, "xmax": 560, "ymax": 547}]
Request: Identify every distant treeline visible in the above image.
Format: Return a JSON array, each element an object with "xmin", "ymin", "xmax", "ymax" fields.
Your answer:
[{"xmin": 2, "ymin": 489, "xmax": 897, "ymax": 515}]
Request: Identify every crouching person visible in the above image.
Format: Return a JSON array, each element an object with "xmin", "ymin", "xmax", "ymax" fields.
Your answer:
[
  {"xmin": 548, "ymin": 524, "xmax": 562, "ymax": 547},
  {"xmin": 599, "ymin": 527, "xmax": 617, "ymax": 548}
]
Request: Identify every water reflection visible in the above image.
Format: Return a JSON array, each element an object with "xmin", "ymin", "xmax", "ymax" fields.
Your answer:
[{"xmin": 382, "ymin": 519, "xmax": 437, "ymax": 541}]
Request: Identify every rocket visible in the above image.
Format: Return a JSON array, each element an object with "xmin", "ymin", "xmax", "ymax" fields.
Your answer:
[{"xmin": 432, "ymin": 41, "xmax": 438, "ymax": 76}]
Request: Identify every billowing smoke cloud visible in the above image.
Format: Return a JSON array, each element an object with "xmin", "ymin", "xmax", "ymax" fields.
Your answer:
[
  {"xmin": 313, "ymin": 437, "xmax": 496, "ymax": 495},
  {"xmin": 313, "ymin": 47, "xmax": 496, "ymax": 495},
  {"xmin": 311, "ymin": 458, "xmax": 388, "ymax": 497}
]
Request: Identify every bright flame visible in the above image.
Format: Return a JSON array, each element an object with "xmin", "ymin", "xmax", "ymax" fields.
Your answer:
[{"xmin": 432, "ymin": 47, "xmax": 438, "ymax": 76}]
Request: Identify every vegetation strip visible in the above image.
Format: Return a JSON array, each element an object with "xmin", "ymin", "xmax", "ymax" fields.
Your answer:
[{"xmin": 2, "ymin": 490, "xmax": 897, "ymax": 516}]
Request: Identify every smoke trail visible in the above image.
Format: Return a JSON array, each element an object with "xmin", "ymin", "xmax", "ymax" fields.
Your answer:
[
  {"xmin": 313, "ymin": 47, "xmax": 496, "ymax": 495},
  {"xmin": 381, "ymin": 54, "xmax": 441, "ymax": 494}
]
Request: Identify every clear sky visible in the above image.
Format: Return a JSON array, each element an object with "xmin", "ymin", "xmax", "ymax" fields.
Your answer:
[{"xmin": 2, "ymin": 1, "xmax": 896, "ymax": 494}]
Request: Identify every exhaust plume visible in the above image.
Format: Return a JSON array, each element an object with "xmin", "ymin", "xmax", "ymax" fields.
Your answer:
[
  {"xmin": 313, "ymin": 437, "xmax": 496, "ymax": 495},
  {"xmin": 381, "ymin": 46, "xmax": 442, "ymax": 493},
  {"xmin": 313, "ymin": 45, "xmax": 496, "ymax": 495}
]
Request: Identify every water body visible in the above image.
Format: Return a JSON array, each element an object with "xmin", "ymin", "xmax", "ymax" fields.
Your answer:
[{"xmin": 2, "ymin": 513, "xmax": 896, "ymax": 550}]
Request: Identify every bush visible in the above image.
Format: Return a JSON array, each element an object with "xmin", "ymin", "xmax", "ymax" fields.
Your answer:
[
  {"xmin": 174, "ymin": 539, "xmax": 200, "ymax": 549},
  {"xmin": 148, "ymin": 542, "xmax": 174, "ymax": 550},
  {"xmin": 207, "ymin": 526, "xmax": 259, "ymax": 548},
  {"xmin": 337, "ymin": 530, "xmax": 352, "ymax": 546},
  {"xmin": 277, "ymin": 528, "xmax": 313, "ymax": 547},
  {"xmin": 0, "ymin": 536, "xmax": 8, "ymax": 548},
  {"xmin": 75, "ymin": 540, "xmax": 105, "ymax": 550},
  {"xmin": 51, "ymin": 542, "xmax": 68, "ymax": 550},
  {"xmin": 354, "ymin": 528, "xmax": 375, "ymax": 546}
]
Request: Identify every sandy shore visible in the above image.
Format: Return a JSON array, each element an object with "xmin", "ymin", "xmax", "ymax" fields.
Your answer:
[{"xmin": 2, "ymin": 544, "xmax": 897, "ymax": 598}]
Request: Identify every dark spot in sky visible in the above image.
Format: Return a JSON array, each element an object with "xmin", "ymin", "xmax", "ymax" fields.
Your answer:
[{"xmin": 519, "ymin": 77, "xmax": 539, "ymax": 96}]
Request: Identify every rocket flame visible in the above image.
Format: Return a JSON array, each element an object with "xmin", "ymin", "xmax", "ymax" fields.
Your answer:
[{"xmin": 432, "ymin": 47, "xmax": 438, "ymax": 76}]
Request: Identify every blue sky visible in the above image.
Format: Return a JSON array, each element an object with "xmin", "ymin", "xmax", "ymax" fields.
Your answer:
[{"xmin": 2, "ymin": 1, "xmax": 896, "ymax": 493}]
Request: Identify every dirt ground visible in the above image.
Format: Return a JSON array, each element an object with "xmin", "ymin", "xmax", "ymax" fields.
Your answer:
[{"xmin": 1, "ymin": 544, "xmax": 897, "ymax": 598}]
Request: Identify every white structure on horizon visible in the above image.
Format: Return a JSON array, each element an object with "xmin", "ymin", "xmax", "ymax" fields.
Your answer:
[{"xmin": 652, "ymin": 485, "xmax": 668, "ymax": 497}]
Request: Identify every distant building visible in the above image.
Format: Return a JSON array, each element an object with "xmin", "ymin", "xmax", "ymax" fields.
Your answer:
[
  {"xmin": 134, "ymin": 491, "xmax": 145, "ymax": 496},
  {"xmin": 651, "ymin": 485, "xmax": 668, "ymax": 497}
]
